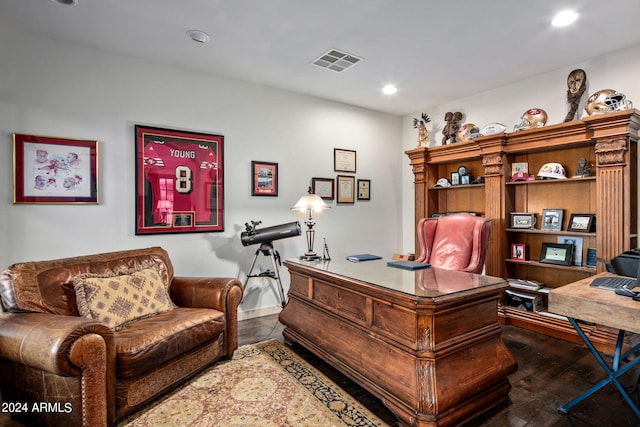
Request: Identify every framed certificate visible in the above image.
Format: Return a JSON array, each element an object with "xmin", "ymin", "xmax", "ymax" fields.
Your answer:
[
  {"xmin": 357, "ymin": 179, "xmax": 370, "ymax": 200},
  {"xmin": 312, "ymin": 177, "xmax": 335, "ymax": 200},
  {"xmin": 135, "ymin": 125, "xmax": 224, "ymax": 235},
  {"xmin": 337, "ymin": 175, "xmax": 355, "ymax": 203},
  {"xmin": 334, "ymin": 148, "xmax": 356, "ymax": 173}
]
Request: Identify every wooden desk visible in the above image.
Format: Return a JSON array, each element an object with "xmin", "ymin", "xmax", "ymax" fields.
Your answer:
[
  {"xmin": 279, "ymin": 258, "xmax": 517, "ymax": 427},
  {"xmin": 549, "ymin": 272, "xmax": 640, "ymax": 418}
]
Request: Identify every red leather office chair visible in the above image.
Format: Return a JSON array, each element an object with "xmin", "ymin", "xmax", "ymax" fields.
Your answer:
[{"xmin": 415, "ymin": 213, "xmax": 491, "ymax": 274}]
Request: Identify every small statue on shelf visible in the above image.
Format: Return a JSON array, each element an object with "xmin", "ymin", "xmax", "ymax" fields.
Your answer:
[
  {"xmin": 574, "ymin": 157, "xmax": 593, "ymax": 177},
  {"xmin": 442, "ymin": 111, "xmax": 462, "ymax": 145},
  {"xmin": 413, "ymin": 113, "xmax": 431, "ymax": 148},
  {"xmin": 564, "ymin": 68, "xmax": 588, "ymax": 122}
]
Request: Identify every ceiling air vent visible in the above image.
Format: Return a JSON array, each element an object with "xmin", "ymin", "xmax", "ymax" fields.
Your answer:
[{"xmin": 312, "ymin": 49, "xmax": 362, "ymax": 72}]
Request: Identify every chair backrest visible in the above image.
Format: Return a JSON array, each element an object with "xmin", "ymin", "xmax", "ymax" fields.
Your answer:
[
  {"xmin": 415, "ymin": 213, "xmax": 491, "ymax": 274},
  {"xmin": 0, "ymin": 247, "xmax": 173, "ymax": 315}
]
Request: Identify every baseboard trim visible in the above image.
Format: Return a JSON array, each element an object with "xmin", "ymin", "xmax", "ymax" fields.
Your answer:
[{"xmin": 238, "ymin": 304, "xmax": 282, "ymax": 321}]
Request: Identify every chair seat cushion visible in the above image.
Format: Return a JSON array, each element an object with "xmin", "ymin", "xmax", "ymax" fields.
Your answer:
[{"xmin": 115, "ymin": 307, "xmax": 226, "ymax": 378}]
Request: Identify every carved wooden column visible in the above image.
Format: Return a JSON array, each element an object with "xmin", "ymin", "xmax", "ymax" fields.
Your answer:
[
  {"xmin": 594, "ymin": 137, "xmax": 632, "ymax": 272},
  {"xmin": 586, "ymin": 110, "xmax": 639, "ymax": 273},
  {"xmin": 405, "ymin": 147, "xmax": 429, "ymax": 253},
  {"xmin": 481, "ymin": 153, "xmax": 505, "ymax": 278}
]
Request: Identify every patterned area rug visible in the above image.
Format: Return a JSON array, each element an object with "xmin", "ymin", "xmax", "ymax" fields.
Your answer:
[{"xmin": 118, "ymin": 340, "xmax": 389, "ymax": 427}]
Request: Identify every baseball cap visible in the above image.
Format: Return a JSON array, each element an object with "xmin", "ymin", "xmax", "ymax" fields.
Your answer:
[
  {"xmin": 510, "ymin": 172, "xmax": 534, "ymax": 182},
  {"xmin": 434, "ymin": 178, "xmax": 451, "ymax": 187}
]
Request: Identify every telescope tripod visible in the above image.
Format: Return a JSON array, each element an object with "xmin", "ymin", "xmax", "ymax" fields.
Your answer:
[{"xmin": 243, "ymin": 242, "xmax": 286, "ymax": 308}]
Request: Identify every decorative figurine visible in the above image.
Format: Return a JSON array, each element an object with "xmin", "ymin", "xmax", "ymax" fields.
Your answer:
[
  {"xmin": 413, "ymin": 113, "xmax": 431, "ymax": 148},
  {"xmin": 564, "ymin": 69, "xmax": 587, "ymax": 122},
  {"xmin": 574, "ymin": 157, "xmax": 592, "ymax": 177},
  {"xmin": 442, "ymin": 111, "xmax": 462, "ymax": 145}
]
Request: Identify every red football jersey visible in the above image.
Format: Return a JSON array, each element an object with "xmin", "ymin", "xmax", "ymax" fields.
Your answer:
[{"xmin": 143, "ymin": 140, "xmax": 218, "ymax": 224}]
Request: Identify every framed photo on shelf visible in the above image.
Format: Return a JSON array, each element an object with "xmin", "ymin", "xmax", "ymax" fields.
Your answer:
[
  {"xmin": 334, "ymin": 148, "xmax": 356, "ymax": 173},
  {"xmin": 511, "ymin": 162, "xmax": 529, "ymax": 175},
  {"xmin": 461, "ymin": 175, "xmax": 471, "ymax": 185},
  {"xmin": 510, "ymin": 212, "xmax": 537, "ymax": 229},
  {"xmin": 135, "ymin": 125, "xmax": 224, "ymax": 235},
  {"xmin": 312, "ymin": 177, "xmax": 335, "ymax": 200},
  {"xmin": 357, "ymin": 179, "xmax": 371, "ymax": 200},
  {"xmin": 557, "ymin": 236, "xmax": 583, "ymax": 266},
  {"xmin": 511, "ymin": 243, "xmax": 527, "ymax": 261},
  {"xmin": 450, "ymin": 172, "xmax": 460, "ymax": 185},
  {"xmin": 567, "ymin": 213, "xmax": 595, "ymax": 232},
  {"xmin": 539, "ymin": 242, "xmax": 574, "ymax": 266},
  {"xmin": 251, "ymin": 161, "xmax": 278, "ymax": 196},
  {"xmin": 541, "ymin": 209, "xmax": 563, "ymax": 231},
  {"xmin": 336, "ymin": 175, "xmax": 355, "ymax": 203},
  {"xmin": 13, "ymin": 133, "xmax": 98, "ymax": 204}
]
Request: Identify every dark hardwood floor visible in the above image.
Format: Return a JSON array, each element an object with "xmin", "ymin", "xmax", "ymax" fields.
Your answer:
[
  {"xmin": 240, "ymin": 314, "xmax": 640, "ymax": 427},
  {"xmin": 2, "ymin": 316, "xmax": 639, "ymax": 426}
]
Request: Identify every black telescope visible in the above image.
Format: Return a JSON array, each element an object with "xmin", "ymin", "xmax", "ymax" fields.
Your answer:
[{"xmin": 241, "ymin": 221, "xmax": 301, "ymax": 246}]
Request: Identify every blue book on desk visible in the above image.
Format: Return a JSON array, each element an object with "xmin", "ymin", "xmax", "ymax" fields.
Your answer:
[
  {"xmin": 346, "ymin": 254, "xmax": 382, "ymax": 262},
  {"xmin": 386, "ymin": 260, "xmax": 431, "ymax": 270}
]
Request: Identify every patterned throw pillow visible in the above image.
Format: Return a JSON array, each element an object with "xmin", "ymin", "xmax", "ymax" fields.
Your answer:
[{"xmin": 73, "ymin": 266, "xmax": 174, "ymax": 330}]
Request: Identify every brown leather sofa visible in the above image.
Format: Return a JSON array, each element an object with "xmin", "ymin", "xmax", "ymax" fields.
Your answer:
[{"xmin": 0, "ymin": 247, "xmax": 243, "ymax": 426}]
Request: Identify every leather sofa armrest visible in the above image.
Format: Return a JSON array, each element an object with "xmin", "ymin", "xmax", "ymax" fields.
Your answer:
[
  {"xmin": 169, "ymin": 277, "xmax": 243, "ymax": 356},
  {"xmin": 0, "ymin": 312, "xmax": 113, "ymax": 375},
  {"xmin": 0, "ymin": 312, "xmax": 116, "ymax": 426}
]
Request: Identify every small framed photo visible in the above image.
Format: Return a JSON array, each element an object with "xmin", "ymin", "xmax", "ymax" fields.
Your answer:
[
  {"xmin": 450, "ymin": 172, "xmax": 460, "ymax": 185},
  {"xmin": 511, "ymin": 243, "xmax": 527, "ymax": 261},
  {"xmin": 557, "ymin": 236, "xmax": 583, "ymax": 266},
  {"xmin": 251, "ymin": 161, "xmax": 278, "ymax": 196},
  {"xmin": 357, "ymin": 179, "xmax": 370, "ymax": 200},
  {"xmin": 541, "ymin": 209, "xmax": 563, "ymax": 231},
  {"xmin": 336, "ymin": 175, "xmax": 355, "ymax": 203},
  {"xmin": 511, "ymin": 162, "xmax": 529, "ymax": 175},
  {"xmin": 510, "ymin": 212, "xmax": 537, "ymax": 229},
  {"xmin": 13, "ymin": 133, "xmax": 99, "ymax": 204},
  {"xmin": 312, "ymin": 177, "xmax": 335, "ymax": 200},
  {"xmin": 567, "ymin": 214, "xmax": 595, "ymax": 232},
  {"xmin": 461, "ymin": 175, "xmax": 471, "ymax": 185},
  {"xmin": 539, "ymin": 242, "xmax": 574, "ymax": 266},
  {"xmin": 334, "ymin": 148, "xmax": 356, "ymax": 173}
]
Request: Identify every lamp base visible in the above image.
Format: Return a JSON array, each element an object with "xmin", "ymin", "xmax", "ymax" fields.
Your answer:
[{"xmin": 299, "ymin": 253, "xmax": 321, "ymax": 261}]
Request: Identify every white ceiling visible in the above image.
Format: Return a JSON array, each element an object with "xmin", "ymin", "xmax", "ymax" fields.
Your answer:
[{"xmin": 1, "ymin": 0, "xmax": 639, "ymax": 116}]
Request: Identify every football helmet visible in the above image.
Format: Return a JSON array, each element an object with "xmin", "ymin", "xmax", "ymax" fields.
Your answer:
[
  {"xmin": 514, "ymin": 108, "xmax": 547, "ymax": 131},
  {"xmin": 456, "ymin": 123, "xmax": 480, "ymax": 141},
  {"xmin": 537, "ymin": 163, "xmax": 567, "ymax": 180},
  {"xmin": 584, "ymin": 89, "xmax": 633, "ymax": 115}
]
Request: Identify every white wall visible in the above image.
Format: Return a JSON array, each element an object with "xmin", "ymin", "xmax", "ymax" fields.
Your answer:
[
  {"xmin": 0, "ymin": 24, "xmax": 403, "ymax": 319},
  {"xmin": 401, "ymin": 44, "xmax": 640, "ymax": 252}
]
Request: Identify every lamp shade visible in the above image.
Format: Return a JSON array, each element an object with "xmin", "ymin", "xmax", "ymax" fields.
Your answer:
[{"xmin": 291, "ymin": 194, "xmax": 330, "ymax": 212}]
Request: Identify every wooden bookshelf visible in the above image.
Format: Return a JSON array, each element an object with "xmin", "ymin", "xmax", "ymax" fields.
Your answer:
[{"xmin": 406, "ymin": 109, "xmax": 639, "ymax": 350}]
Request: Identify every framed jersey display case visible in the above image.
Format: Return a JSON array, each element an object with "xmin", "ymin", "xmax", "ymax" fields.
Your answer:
[{"xmin": 135, "ymin": 125, "xmax": 224, "ymax": 235}]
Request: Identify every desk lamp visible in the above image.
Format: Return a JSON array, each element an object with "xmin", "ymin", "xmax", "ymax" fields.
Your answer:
[{"xmin": 291, "ymin": 187, "xmax": 330, "ymax": 261}]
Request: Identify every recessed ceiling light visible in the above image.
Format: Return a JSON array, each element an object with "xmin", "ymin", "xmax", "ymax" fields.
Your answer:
[
  {"xmin": 382, "ymin": 85, "xmax": 397, "ymax": 95},
  {"xmin": 51, "ymin": 0, "xmax": 78, "ymax": 5},
  {"xmin": 552, "ymin": 10, "xmax": 578, "ymax": 27},
  {"xmin": 186, "ymin": 30, "xmax": 211, "ymax": 44}
]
